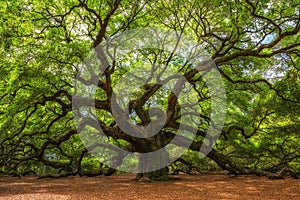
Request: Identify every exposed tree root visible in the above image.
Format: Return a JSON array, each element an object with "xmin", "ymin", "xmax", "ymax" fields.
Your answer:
[{"xmin": 38, "ymin": 172, "xmax": 77, "ymax": 179}]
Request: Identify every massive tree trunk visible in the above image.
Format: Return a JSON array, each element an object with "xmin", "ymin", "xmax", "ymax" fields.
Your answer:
[
  {"xmin": 135, "ymin": 140, "xmax": 171, "ymax": 181},
  {"xmin": 135, "ymin": 166, "xmax": 169, "ymax": 181},
  {"xmin": 135, "ymin": 154, "xmax": 170, "ymax": 181}
]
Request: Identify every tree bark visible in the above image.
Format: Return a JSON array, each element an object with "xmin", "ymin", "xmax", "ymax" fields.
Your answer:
[{"xmin": 135, "ymin": 143, "xmax": 171, "ymax": 181}]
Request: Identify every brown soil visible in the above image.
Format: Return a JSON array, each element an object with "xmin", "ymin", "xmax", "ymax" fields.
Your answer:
[{"xmin": 0, "ymin": 174, "xmax": 299, "ymax": 200}]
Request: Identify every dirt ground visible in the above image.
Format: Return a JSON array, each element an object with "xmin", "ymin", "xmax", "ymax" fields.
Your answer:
[{"xmin": 0, "ymin": 174, "xmax": 299, "ymax": 200}]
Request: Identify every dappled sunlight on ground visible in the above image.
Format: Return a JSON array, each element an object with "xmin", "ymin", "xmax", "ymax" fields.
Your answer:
[{"xmin": 0, "ymin": 174, "xmax": 299, "ymax": 199}]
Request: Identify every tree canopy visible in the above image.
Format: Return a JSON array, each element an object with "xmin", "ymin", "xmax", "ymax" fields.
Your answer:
[{"xmin": 0, "ymin": 0, "xmax": 299, "ymax": 180}]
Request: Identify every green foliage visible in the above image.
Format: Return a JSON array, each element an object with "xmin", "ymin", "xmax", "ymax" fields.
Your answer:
[{"xmin": 0, "ymin": 0, "xmax": 299, "ymax": 177}]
